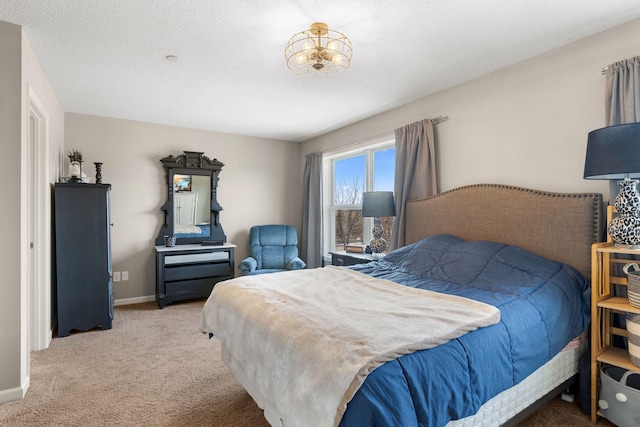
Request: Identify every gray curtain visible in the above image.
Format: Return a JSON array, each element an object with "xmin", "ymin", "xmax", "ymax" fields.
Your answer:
[
  {"xmin": 300, "ymin": 152, "xmax": 323, "ymax": 269},
  {"xmin": 606, "ymin": 55, "xmax": 640, "ymax": 125},
  {"xmin": 390, "ymin": 118, "xmax": 437, "ymax": 250},
  {"xmin": 605, "ymin": 56, "xmax": 640, "ymax": 199}
]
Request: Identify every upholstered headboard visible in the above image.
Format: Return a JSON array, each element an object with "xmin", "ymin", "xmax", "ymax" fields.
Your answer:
[{"xmin": 403, "ymin": 184, "xmax": 604, "ymax": 277}]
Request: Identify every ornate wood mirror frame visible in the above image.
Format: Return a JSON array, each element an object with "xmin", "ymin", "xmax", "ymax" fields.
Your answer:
[{"xmin": 155, "ymin": 151, "xmax": 227, "ymax": 246}]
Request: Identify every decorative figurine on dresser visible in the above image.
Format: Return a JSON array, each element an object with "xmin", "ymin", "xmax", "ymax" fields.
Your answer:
[
  {"xmin": 54, "ymin": 181, "xmax": 113, "ymax": 337},
  {"xmin": 155, "ymin": 151, "xmax": 235, "ymax": 308}
]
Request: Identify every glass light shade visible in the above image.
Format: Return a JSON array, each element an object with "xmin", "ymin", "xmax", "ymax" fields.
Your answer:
[{"xmin": 285, "ymin": 22, "xmax": 352, "ymax": 78}]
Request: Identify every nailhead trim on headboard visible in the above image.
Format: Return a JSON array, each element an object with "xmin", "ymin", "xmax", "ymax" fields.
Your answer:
[{"xmin": 404, "ymin": 184, "xmax": 604, "ymax": 276}]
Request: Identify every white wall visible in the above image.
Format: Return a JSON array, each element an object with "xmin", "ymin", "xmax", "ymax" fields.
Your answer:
[
  {"xmin": 64, "ymin": 114, "xmax": 302, "ymax": 301},
  {"xmin": 0, "ymin": 20, "xmax": 24, "ymax": 403},
  {"xmin": 303, "ymin": 19, "xmax": 640, "ymax": 202},
  {"xmin": 0, "ymin": 21, "xmax": 64, "ymax": 403}
]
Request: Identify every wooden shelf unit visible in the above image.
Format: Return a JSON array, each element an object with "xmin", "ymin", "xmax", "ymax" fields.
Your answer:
[{"xmin": 590, "ymin": 242, "xmax": 640, "ymax": 422}]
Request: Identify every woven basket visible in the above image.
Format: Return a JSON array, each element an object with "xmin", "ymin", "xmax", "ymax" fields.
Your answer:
[
  {"xmin": 628, "ymin": 313, "xmax": 640, "ymax": 368},
  {"xmin": 599, "ymin": 366, "xmax": 640, "ymax": 426},
  {"xmin": 623, "ymin": 263, "xmax": 640, "ymax": 308}
]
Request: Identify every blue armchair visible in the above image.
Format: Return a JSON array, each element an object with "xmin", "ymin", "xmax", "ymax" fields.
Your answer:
[{"xmin": 239, "ymin": 225, "xmax": 306, "ymax": 275}]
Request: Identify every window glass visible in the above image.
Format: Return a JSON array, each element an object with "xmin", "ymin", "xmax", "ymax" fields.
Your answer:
[
  {"xmin": 334, "ymin": 155, "xmax": 365, "ymax": 204},
  {"xmin": 333, "ymin": 209, "xmax": 363, "ymax": 251},
  {"xmin": 374, "ymin": 148, "xmax": 395, "ymax": 191},
  {"xmin": 325, "ymin": 143, "xmax": 395, "ymax": 256}
]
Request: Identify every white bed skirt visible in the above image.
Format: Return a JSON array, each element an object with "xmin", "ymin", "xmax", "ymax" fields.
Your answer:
[{"xmin": 447, "ymin": 337, "xmax": 587, "ymax": 426}]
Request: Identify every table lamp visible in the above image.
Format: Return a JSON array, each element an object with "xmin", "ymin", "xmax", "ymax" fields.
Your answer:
[
  {"xmin": 584, "ymin": 123, "xmax": 640, "ymax": 247},
  {"xmin": 362, "ymin": 191, "xmax": 396, "ymax": 256}
]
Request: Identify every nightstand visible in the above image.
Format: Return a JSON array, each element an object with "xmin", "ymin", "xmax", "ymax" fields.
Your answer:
[{"xmin": 329, "ymin": 251, "xmax": 377, "ymax": 266}]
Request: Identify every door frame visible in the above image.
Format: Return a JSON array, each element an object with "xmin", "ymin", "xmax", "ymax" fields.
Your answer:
[{"xmin": 27, "ymin": 86, "xmax": 51, "ymax": 351}]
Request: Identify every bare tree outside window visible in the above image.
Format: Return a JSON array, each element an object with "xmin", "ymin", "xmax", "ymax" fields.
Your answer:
[{"xmin": 334, "ymin": 177, "xmax": 364, "ymax": 250}]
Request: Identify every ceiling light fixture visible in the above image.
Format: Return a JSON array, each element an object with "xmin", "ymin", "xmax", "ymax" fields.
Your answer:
[{"xmin": 285, "ymin": 22, "xmax": 352, "ymax": 78}]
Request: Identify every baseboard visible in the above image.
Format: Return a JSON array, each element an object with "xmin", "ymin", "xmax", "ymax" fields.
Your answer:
[
  {"xmin": 113, "ymin": 295, "xmax": 156, "ymax": 307},
  {"xmin": 0, "ymin": 376, "xmax": 29, "ymax": 404}
]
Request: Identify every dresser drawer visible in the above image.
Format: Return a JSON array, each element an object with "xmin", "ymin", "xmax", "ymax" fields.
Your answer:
[
  {"xmin": 166, "ymin": 277, "xmax": 221, "ymax": 298},
  {"xmin": 164, "ymin": 262, "xmax": 230, "ymax": 282},
  {"xmin": 164, "ymin": 251, "xmax": 230, "ymax": 265}
]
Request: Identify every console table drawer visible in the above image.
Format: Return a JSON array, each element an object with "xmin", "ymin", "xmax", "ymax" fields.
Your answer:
[{"xmin": 164, "ymin": 262, "xmax": 230, "ymax": 282}]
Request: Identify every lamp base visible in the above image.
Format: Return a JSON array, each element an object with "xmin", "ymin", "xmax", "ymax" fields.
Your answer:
[
  {"xmin": 368, "ymin": 237, "xmax": 388, "ymax": 255},
  {"xmin": 609, "ymin": 215, "xmax": 640, "ymax": 247},
  {"xmin": 609, "ymin": 179, "xmax": 640, "ymax": 246},
  {"xmin": 369, "ymin": 217, "xmax": 388, "ymax": 255}
]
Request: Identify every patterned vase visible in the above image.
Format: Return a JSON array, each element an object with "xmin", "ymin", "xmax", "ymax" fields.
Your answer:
[
  {"xmin": 369, "ymin": 218, "xmax": 388, "ymax": 254},
  {"xmin": 608, "ymin": 179, "xmax": 640, "ymax": 247}
]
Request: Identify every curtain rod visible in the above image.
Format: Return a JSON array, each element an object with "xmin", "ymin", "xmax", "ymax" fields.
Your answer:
[
  {"xmin": 601, "ymin": 67, "xmax": 608, "ymax": 75},
  {"xmin": 430, "ymin": 115, "xmax": 450, "ymax": 124},
  {"xmin": 322, "ymin": 115, "xmax": 449, "ymax": 156}
]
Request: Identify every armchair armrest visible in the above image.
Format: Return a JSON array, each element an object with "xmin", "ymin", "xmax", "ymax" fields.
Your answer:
[
  {"xmin": 239, "ymin": 257, "xmax": 257, "ymax": 273},
  {"xmin": 287, "ymin": 256, "xmax": 306, "ymax": 271}
]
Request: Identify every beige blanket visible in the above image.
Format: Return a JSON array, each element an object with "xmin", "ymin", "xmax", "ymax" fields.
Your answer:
[{"xmin": 200, "ymin": 266, "xmax": 500, "ymax": 427}]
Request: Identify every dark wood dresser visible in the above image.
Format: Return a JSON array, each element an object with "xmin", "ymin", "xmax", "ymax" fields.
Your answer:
[{"xmin": 155, "ymin": 243, "xmax": 235, "ymax": 308}]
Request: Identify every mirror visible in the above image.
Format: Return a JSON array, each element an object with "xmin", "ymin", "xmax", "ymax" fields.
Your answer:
[{"xmin": 155, "ymin": 151, "xmax": 227, "ymax": 246}]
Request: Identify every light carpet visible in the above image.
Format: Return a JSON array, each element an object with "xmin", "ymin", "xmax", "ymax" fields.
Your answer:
[{"xmin": 0, "ymin": 300, "xmax": 612, "ymax": 426}]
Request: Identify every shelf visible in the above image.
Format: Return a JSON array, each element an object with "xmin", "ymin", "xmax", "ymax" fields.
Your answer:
[
  {"xmin": 595, "ymin": 243, "xmax": 640, "ymax": 255},
  {"xmin": 591, "ymin": 238, "xmax": 640, "ymax": 423},
  {"xmin": 597, "ymin": 347, "xmax": 639, "ymax": 371},
  {"xmin": 597, "ymin": 296, "xmax": 640, "ymax": 315}
]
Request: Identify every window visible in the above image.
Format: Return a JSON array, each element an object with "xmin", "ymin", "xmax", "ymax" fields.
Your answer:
[{"xmin": 323, "ymin": 139, "xmax": 395, "ymax": 258}]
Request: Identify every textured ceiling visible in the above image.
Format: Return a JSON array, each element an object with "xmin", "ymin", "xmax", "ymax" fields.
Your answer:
[{"xmin": 2, "ymin": 1, "xmax": 640, "ymax": 142}]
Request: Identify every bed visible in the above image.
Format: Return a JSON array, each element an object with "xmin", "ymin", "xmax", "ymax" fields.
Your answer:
[
  {"xmin": 200, "ymin": 184, "xmax": 604, "ymax": 427},
  {"xmin": 174, "ymin": 222, "xmax": 211, "ymax": 239}
]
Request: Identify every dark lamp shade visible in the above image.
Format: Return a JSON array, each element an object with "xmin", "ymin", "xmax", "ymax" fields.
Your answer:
[
  {"xmin": 362, "ymin": 191, "xmax": 396, "ymax": 217},
  {"xmin": 584, "ymin": 123, "xmax": 640, "ymax": 180}
]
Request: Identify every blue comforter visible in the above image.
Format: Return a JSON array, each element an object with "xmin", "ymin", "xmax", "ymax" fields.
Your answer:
[
  {"xmin": 339, "ymin": 234, "xmax": 590, "ymax": 427},
  {"xmin": 176, "ymin": 223, "xmax": 211, "ymax": 239}
]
